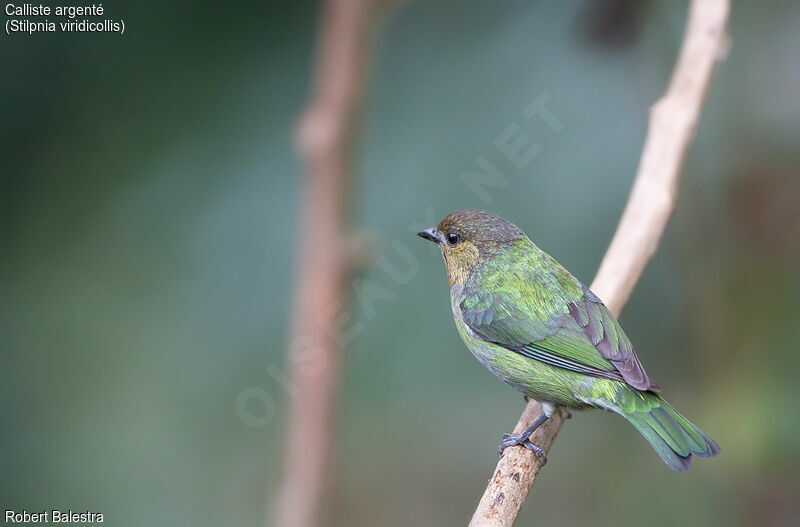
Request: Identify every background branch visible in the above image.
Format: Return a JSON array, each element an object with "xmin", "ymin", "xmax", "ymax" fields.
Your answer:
[
  {"xmin": 468, "ymin": 0, "xmax": 730, "ymax": 525},
  {"xmin": 273, "ymin": 1, "xmax": 377, "ymax": 526}
]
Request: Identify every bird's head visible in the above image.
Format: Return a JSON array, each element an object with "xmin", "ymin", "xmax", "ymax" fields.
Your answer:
[{"xmin": 417, "ymin": 209, "xmax": 526, "ymax": 286}]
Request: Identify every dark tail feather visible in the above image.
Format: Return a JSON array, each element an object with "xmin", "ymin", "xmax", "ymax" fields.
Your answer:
[{"xmin": 625, "ymin": 399, "xmax": 720, "ymax": 472}]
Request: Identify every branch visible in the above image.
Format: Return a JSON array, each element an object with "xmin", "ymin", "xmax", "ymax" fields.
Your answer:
[
  {"xmin": 273, "ymin": 1, "xmax": 377, "ymax": 526},
  {"xmin": 468, "ymin": 1, "xmax": 730, "ymax": 525}
]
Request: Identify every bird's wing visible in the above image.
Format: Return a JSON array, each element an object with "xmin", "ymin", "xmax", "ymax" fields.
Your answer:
[
  {"xmin": 566, "ymin": 284, "xmax": 659, "ymax": 391},
  {"xmin": 460, "ymin": 281, "xmax": 659, "ymax": 392}
]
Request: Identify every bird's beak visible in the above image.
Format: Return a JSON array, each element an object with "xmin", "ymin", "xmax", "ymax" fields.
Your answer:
[{"xmin": 417, "ymin": 227, "xmax": 440, "ymax": 244}]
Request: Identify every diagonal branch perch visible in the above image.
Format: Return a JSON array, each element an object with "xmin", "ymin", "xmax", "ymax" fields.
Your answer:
[{"xmin": 468, "ymin": 1, "xmax": 730, "ymax": 525}]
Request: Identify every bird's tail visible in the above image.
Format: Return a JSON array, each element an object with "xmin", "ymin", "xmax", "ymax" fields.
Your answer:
[{"xmin": 623, "ymin": 395, "xmax": 720, "ymax": 471}]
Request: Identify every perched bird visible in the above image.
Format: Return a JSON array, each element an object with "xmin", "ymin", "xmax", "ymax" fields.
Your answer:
[{"xmin": 418, "ymin": 209, "xmax": 719, "ymax": 471}]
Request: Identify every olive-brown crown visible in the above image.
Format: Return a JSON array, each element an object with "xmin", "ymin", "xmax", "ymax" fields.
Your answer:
[
  {"xmin": 436, "ymin": 209, "xmax": 525, "ymax": 252},
  {"xmin": 432, "ymin": 210, "xmax": 526, "ymax": 285}
]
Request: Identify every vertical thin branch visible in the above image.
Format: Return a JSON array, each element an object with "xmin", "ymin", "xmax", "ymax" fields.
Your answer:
[
  {"xmin": 468, "ymin": 0, "xmax": 730, "ymax": 525},
  {"xmin": 273, "ymin": 1, "xmax": 376, "ymax": 526}
]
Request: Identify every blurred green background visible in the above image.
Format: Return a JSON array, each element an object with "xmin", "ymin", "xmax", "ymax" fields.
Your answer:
[{"xmin": 2, "ymin": 1, "xmax": 799, "ymax": 526}]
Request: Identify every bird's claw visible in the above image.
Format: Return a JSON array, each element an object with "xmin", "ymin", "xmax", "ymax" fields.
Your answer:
[
  {"xmin": 521, "ymin": 440, "xmax": 547, "ymax": 461},
  {"xmin": 496, "ymin": 432, "xmax": 548, "ymax": 463}
]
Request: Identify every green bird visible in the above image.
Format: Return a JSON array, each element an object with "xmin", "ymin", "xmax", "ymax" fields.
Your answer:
[{"xmin": 418, "ymin": 209, "xmax": 719, "ymax": 471}]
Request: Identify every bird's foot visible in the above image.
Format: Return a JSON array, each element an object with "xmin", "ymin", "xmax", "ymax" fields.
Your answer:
[{"xmin": 496, "ymin": 432, "xmax": 547, "ymax": 463}]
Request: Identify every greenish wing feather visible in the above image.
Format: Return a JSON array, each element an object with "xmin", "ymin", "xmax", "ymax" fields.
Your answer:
[
  {"xmin": 526, "ymin": 331, "xmax": 625, "ymax": 379},
  {"xmin": 460, "ymin": 279, "xmax": 659, "ymax": 392},
  {"xmin": 458, "ymin": 285, "xmax": 562, "ymax": 347}
]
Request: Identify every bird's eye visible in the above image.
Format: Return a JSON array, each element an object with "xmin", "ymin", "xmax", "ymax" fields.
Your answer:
[{"xmin": 446, "ymin": 232, "xmax": 460, "ymax": 246}]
